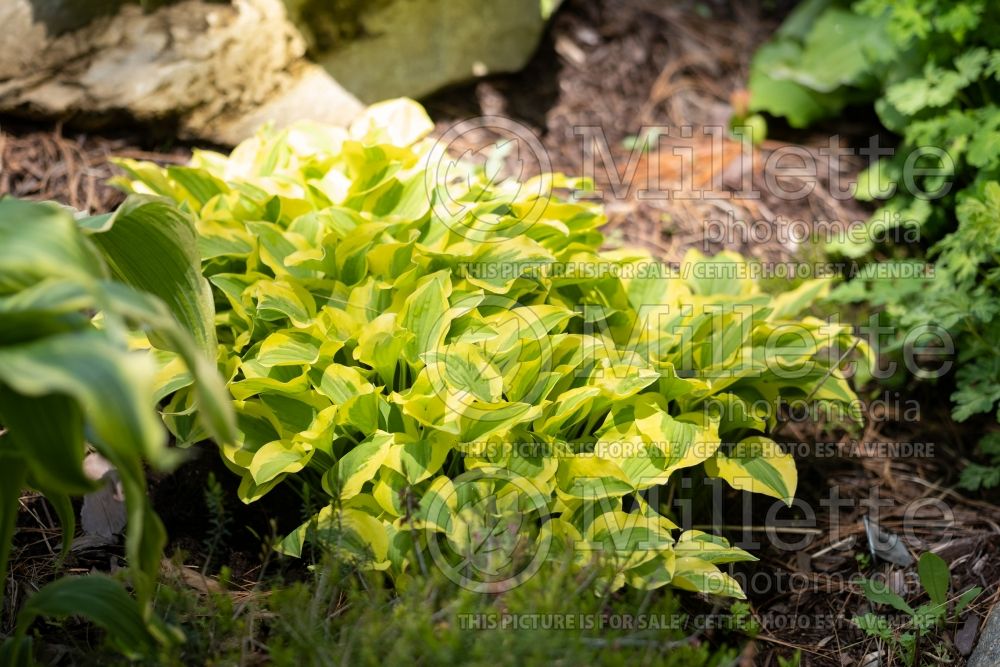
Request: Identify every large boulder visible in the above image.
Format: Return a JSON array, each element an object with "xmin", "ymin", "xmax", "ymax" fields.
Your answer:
[
  {"xmin": 0, "ymin": 0, "xmax": 556, "ymax": 144},
  {"xmin": 284, "ymin": 0, "xmax": 559, "ymax": 103},
  {"xmin": 0, "ymin": 0, "xmax": 364, "ymax": 144}
]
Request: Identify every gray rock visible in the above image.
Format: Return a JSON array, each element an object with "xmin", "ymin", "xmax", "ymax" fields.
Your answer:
[
  {"xmin": 0, "ymin": 0, "xmax": 364, "ymax": 144},
  {"xmin": 285, "ymin": 0, "xmax": 560, "ymax": 103},
  {"xmin": 969, "ymin": 605, "xmax": 1000, "ymax": 667},
  {"xmin": 0, "ymin": 0, "xmax": 558, "ymax": 143}
]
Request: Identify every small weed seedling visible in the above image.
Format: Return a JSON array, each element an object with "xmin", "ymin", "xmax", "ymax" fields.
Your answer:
[{"xmin": 853, "ymin": 552, "xmax": 981, "ymax": 666}]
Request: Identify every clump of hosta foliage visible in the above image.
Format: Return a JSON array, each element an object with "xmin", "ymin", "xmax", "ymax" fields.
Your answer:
[
  {"xmin": 117, "ymin": 99, "xmax": 860, "ymax": 597},
  {"xmin": 748, "ymin": 0, "xmax": 1000, "ymax": 465}
]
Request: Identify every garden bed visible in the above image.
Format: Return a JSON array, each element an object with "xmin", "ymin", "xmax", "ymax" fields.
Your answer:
[{"xmin": 2, "ymin": 1, "xmax": 998, "ymax": 665}]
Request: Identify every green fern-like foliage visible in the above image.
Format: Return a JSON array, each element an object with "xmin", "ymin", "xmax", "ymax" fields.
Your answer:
[{"xmin": 750, "ymin": 0, "xmax": 1000, "ymax": 448}]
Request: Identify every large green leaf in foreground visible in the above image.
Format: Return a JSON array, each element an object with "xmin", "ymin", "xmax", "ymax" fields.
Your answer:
[{"xmin": 0, "ymin": 197, "xmax": 235, "ymax": 660}]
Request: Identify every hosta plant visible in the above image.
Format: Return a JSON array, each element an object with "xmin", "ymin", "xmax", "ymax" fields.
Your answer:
[
  {"xmin": 0, "ymin": 197, "xmax": 234, "ymax": 662},
  {"xmin": 116, "ymin": 99, "xmax": 862, "ymax": 597}
]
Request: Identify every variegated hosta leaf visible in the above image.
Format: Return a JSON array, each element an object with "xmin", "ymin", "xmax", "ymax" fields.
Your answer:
[
  {"xmin": 705, "ymin": 436, "xmax": 798, "ymax": 505},
  {"xmin": 671, "ymin": 557, "xmax": 747, "ymax": 600},
  {"xmin": 113, "ymin": 98, "xmax": 866, "ymax": 598}
]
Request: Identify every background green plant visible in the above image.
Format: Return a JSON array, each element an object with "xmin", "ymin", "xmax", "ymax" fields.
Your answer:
[{"xmin": 748, "ymin": 0, "xmax": 1000, "ymax": 482}]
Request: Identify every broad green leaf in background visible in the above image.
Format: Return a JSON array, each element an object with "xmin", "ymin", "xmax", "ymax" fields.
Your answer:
[{"xmin": 0, "ymin": 453, "xmax": 28, "ymax": 608}]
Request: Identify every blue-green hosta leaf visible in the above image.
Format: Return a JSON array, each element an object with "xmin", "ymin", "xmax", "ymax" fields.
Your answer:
[
  {"xmin": 0, "ymin": 200, "xmax": 103, "ymax": 293},
  {"xmin": 14, "ymin": 575, "xmax": 160, "ymax": 659},
  {"xmin": 705, "ymin": 436, "xmax": 798, "ymax": 505},
  {"xmin": 100, "ymin": 282, "xmax": 236, "ymax": 446},
  {"xmin": 83, "ymin": 195, "xmax": 217, "ymax": 357},
  {"xmin": 0, "ymin": 331, "xmax": 169, "ymax": 468},
  {"xmin": 0, "ymin": 279, "xmax": 95, "ymax": 345},
  {"xmin": 0, "ymin": 391, "xmax": 94, "ymax": 496}
]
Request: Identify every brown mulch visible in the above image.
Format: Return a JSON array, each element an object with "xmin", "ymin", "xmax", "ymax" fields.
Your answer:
[
  {"xmin": 730, "ymin": 394, "xmax": 1000, "ymax": 666},
  {"xmin": 425, "ymin": 0, "xmax": 872, "ymax": 265},
  {"xmin": 0, "ymin": 121, "xmax": 190, "ymax": 214}
]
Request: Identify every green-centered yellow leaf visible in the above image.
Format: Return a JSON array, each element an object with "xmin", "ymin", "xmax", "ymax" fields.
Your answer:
[
  {"xmin": 325, "ymin": 432, "xmax": 392, "ymax": 500},
  {"xmin": 705, "ymin": 436, "xmax": 797, "ymax": 505},
  {"xmin": 249, "ymin": 440, "xmax": 313, "ymax": 486},
  {"xmin": 258, "ymin": 330, "xmax": 322, "ymax": 367}
]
